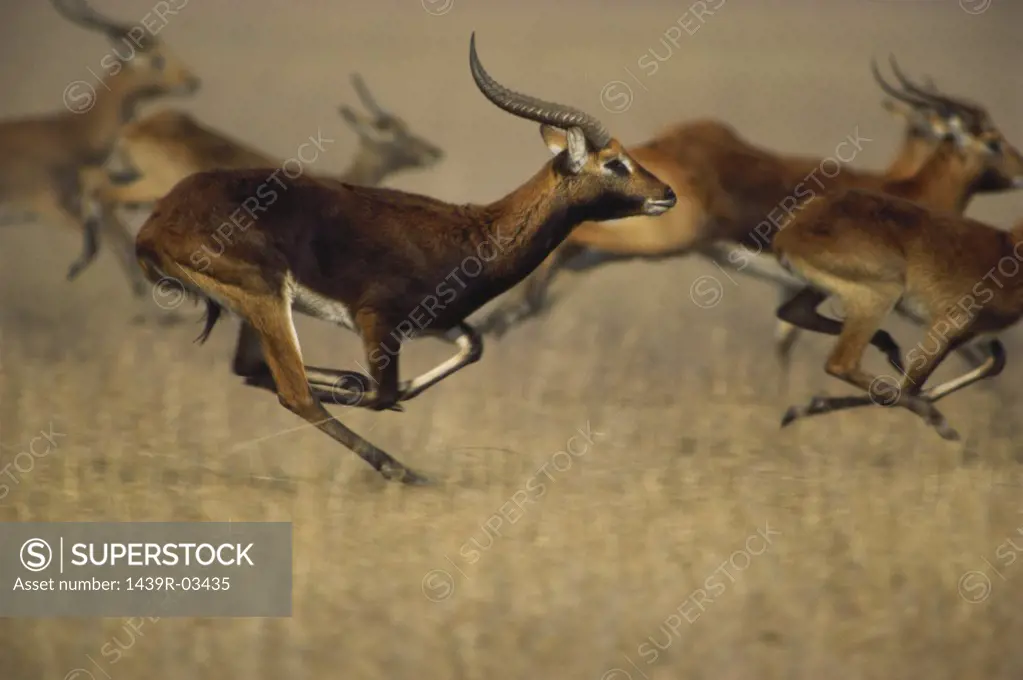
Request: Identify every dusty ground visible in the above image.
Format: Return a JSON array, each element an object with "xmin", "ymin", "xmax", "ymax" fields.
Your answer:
[{"xmin": 3, "ymin": 1, "xmax": 1023, "ymax": 678}]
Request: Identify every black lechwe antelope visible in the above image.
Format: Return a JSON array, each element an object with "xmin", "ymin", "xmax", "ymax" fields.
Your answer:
[{"xmin": 134, "ymin": 34, "xmax": 677, "ymax": 483}]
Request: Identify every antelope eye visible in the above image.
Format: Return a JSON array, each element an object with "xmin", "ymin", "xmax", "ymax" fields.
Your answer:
[
  {"xmin": 987, "ymin": 139, "xmax": 1002, "ymax": 153},
  {"xmin": 604, "ymin": 159, "xmax": 629, "ymax": 176}
]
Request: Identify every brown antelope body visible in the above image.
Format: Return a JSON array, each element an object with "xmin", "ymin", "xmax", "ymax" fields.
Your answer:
[
  {"xmin": 77, "ymin": 74, "xmax": 443, "ymax": 296},
  {"xmin": 133, "ymin": 34, "xmax": 677, "ymax": 483},
  {"xmin": 773, "ymin": 186, "xmax": 1023, "ymax": 441},
  {"xmin": 0, "ymin": 0, "xmax": 199, "ymax": 285},
  {"xmin": 481, "ymin": 61, "xmax": 1023, "ymax": 371}
]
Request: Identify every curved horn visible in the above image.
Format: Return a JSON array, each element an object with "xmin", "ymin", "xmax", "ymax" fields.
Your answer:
[
  {"xmin": 350, "ymin": 74, "xmax": 388, "ymax": 119},
  {"xmin": 870, "ymin": 57, "xmax": 932, "ymax": 108},
  {"xmin": 888, "ymin": 55, "xmax": 960, "ymax": 113},
  {"xmin": 50, "ymin": 0, "xmax": 130, "ymax": 35},
  {"xmin": 469, "ymin": 32, "xmax": 611, "ymax": 149}
]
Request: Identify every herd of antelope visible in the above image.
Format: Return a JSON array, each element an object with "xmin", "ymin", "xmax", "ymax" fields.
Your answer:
[{"xmin": 6, "ymin": 0, "xmax": 1023, "ymax": 482}]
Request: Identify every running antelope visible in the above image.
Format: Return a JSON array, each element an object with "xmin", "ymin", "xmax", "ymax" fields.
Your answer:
[
  {"xmin": 0, "ymin": 0, "xmax": 199, "ymax": 283},
  {"xmin": 76, "ymin": 74, "xmax": 443, "ymax": 298},
  {"xmin": 479, "ymin": 60, "xmax": 1023, "ymax": 370},
  {"xmin": 133, "ymin": 34, "xmax": 677, "ymax": 483},
  {"xmin": 773, "ymin": 182, "xmax": 1023, "ymax": 441}
]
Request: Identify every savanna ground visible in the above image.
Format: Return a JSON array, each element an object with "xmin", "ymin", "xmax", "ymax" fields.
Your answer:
[{"xmin": 3, "ymin": 1, "xmax": 1023, "ymax": 678}]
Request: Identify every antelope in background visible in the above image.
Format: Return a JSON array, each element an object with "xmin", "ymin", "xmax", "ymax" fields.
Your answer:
[
  {"xmin": 0, "ymin": 0, "xmax": 200, "ymax": 284},
  {"xmin": 771, "ymin": 64, "xmax": 1023, "ymax": 369},
  {"xmin": 773, "ymin": 181, "xmax": 1023, "ymax": 441},
  {"xmin": 75, "ymin": 73, "xmax": 444, "ymax": 301},
  {"xmin": 478, "ymin": 59, "xmax": 1023, "ymax": 372},
  {"xmin": 133, "ymin": 34, "xmax": 677, "ymax": 483}
]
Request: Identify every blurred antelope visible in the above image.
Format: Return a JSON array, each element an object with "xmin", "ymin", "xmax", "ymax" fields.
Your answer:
[
  {"xmin": 0, "ymin": 0, "xmax": 199, "ymax": 285},
  {"xmin": 773, "ymin": 182, "xmax": 1023, "ymax": 440},
  {"xmin": 133, "ymin": 34, "xmax": 677, "ymax": 483},
  {"xmin": 77, "ymin": 73, "xmax": 444, "ymax": 298},
  {"xmin": 480, "ymin": 60, "xmax": 1023, "ymax": 365}
]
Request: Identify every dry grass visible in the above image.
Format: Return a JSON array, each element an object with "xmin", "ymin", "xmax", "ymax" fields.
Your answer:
[{"xmin": 4, "ymin": 261, "xmax": 1023, "ymax": 679}]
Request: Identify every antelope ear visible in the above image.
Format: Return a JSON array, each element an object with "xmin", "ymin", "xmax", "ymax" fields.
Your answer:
[
  {"xmin": 540, "ymin": 124, "xmax": 587, "ymax": 174},
  {"xmin": 564, "ymin": 128, "xmax": 588, "ymax": 174},
  {"xmin": 945, "ymin": 115, "xmax": 971, "ymax": 148},
  {"xmin": 540, "ymin": 124, "xmax": 567, "ymax": 155}
]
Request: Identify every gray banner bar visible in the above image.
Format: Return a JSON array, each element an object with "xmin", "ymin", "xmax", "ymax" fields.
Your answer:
[{"xmin": 1, "ymin": 522, "xmax": 292, "ymax": 617}]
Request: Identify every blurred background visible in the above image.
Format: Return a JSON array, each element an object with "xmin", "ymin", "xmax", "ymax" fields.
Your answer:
[{"xmin": 2, "ymin": 1, "xmax": 1023, "ymax": 678}]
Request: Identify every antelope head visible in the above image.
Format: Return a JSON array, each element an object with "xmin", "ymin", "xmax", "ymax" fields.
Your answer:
[
  {"xmin": 51, "ymin": 0, "xmax": 201, "ymax": 101},
  {"xmin": 874, "ymin": 55, "xmax": 1023, "ymax": 190},
  {"xmin": 468, "ymin": 33, "xmax": 677, "ymax": 220},
  {"xmin": 338, "ymin": 74, "xmax": 445, "ymax": 173}
]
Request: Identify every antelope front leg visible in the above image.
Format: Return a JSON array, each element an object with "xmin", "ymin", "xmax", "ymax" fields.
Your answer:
[
  {"xmin": 781, "ymin": 308, "xmax": 969, "ymax": 441},
  {"xmin": 304, "ymin": 313, "xmax": 406, "ymax": 412},
  {"xmin": 778, "ymin": 338, "xmax": 1006, "ymax": 416},
  {"xmin": 919, "ymin": 339, "xmax": 1006, "ymax": 401},
  {"xmin": 305, "ymin": 323, "xmax": 483, "ymax": 405},
  {"xmin": 235, "ymin": 318, "xmax": 405, "ymax": 412},
  {"xmin": 397, "ymin": 323, "xmax": 483, "ymax": 401},
  {"xmin": 305, "ymin": 370, "xmax": 405, "ymax": 412}
]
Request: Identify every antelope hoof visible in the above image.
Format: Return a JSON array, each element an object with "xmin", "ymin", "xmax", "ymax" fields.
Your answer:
[
  {"xmin": 902, "ymin": 395, "xmax": 959, "ymax": 441},
  {"xmin": 780, "ymin": 407, "xmax": 799, "ymax": 428},
  {"xmin": 379, "ymin": 461, "xmax": 430, "ymax": 485},
  {"xmin": 922, "ymin": 403, "xmax": 959, "ymax": 441},
  {"xmin": 780, "ymin": 403, "xmax": 807, "ymax": 428},
  {"xmin": 780, "ymin": 395, "xmax": 829, "ymax": 428}
]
